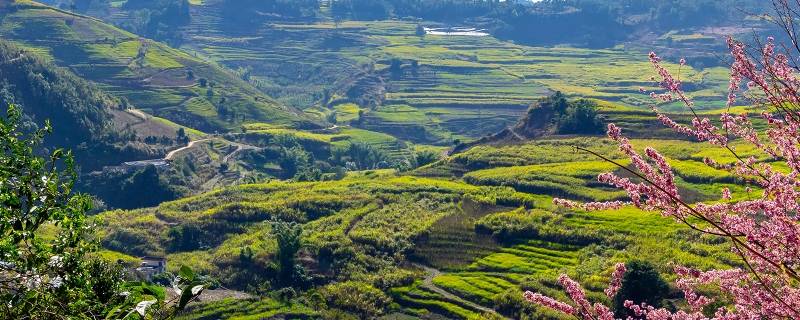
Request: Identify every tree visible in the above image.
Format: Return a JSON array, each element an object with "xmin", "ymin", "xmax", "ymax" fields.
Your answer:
[
  {"xmin": 555, "ymin": 99, "xmax": 604, "ymax": 134},
  {"xmin": 613, "ymin": 261, "xmax": 669, "ymax": 318},
  {"xmin": 0, "ymin": 104, "xmax": 201, "ymax": 318},
  {"xmin": 0, "ymin": 103, "xmax": 104, "ymax": 317},
  {"xmin": 278, "ymin": 146, "xmax": 311, "ymax": 179},
  {"xmin": 525, "ymin": 2, "xmax": 800, "ymax": 318},
  {"xmin": 415, "ymin": 150, "xmax": 440, "ymax": 167},
  {"xmin": 344, "ymin": 142, "xmax": 386, "ymax": 170},
  {"xmin": 272, "ymin": 220, "xmax": 303, "ymax": 287},
  {"xmin": 389, "ymin": 58, "xmax": 403, "ymax": 79},
  {"xmin": 176, "ymin": 127, "xmax": 189, "ymax": 144}
]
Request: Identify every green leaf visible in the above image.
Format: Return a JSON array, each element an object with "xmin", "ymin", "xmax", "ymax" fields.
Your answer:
[
  {"xmin": 179, "ymin": 265, "xmax": 195, "ymax": 282},
  {"xmin": 177, "ymin": 283, "xmax": 202, "ymax": 310}
]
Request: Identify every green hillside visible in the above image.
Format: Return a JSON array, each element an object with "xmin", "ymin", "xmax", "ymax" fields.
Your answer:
[
  {"xmin": 0, "ymin": 39, "xmax": 188, "ymax": 170},
  {"xmin": 0, "ymin": 1, "xmax": 775, "ymax": 319},
  {"xmin": 97, "ymin": 132, "xmax": 749, "ymax": 318},
  {"xmin": 0, "ymin": 0, "xmax": 317, "ymax": 133}
]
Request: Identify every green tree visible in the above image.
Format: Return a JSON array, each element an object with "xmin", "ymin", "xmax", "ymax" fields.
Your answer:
[
  {"xmin": 0, "ymin": 103, "xmax": 105, "ymax": 317},
  {"xmin": 415, "ymin": 150, "xmax": 440, "ymax": 167},
  {"xmin": 278, "ymin": 146, "xmax": 311, "ymax": 179},
  {"xmin": 0, "ymin": 104, "xmax": 201, "ymax": 318},
  {"xmin": 614, "ymin": 260, "xmax": 670, "ymax": 318},
  {"xmin": 272, "ymin": 220, "xmax": 303, "ymax": 287},
  {"xmin": 556, "ymin": 99, "xmax": 604, "ymax": 134},
  {"xmin": 346, "ymin": 142, "xmax": 386, "ymax": 170}
]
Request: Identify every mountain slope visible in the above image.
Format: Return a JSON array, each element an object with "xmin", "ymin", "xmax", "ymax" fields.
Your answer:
[
  {"xmin": 0, "ymin": 0, "xmax": 318, "ymax": 133},
  {"xmin": 0, "ymin": 39, "xmax": 178, "ymax": 170}
]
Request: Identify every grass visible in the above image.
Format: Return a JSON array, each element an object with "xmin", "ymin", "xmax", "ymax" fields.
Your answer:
[
  {"xmin": 177, "ymin": 298, "xmax": 316, "ymax": 320},
  {"xmin": 63, "ymin": 2, "xmax": 757, "ymax": 318}
]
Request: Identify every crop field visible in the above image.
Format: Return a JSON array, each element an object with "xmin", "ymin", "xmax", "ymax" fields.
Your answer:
[
  {"xmin": 165, "ymin": 1, "xmax": 732, "ymax": 145},
  {"xmin": 96, "ymin": 129, "xmax": 752, "ymax": 318},
  {"xmin": 20, "ymin": 1, "xmax": 765, "ymax": 318},
  {"xmin": 177, "ymin": 298, "xmax": 316, "ymax": 320}
]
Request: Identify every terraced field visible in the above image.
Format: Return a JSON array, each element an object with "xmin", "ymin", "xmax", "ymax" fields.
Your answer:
[
  {"xmin": 97, "ymin": 0, "xmax": 732, "ymax": 144},
  {"xmin": 178, "ymin": 298, "xmax": 316, "ymax": 320},
  {"xmin": 23, "ymin": 1, "xmax": 761, "ymax": 318},
  {"xmin": 378, "ymin": 135, "xmax": 752, "ymax": 319}
]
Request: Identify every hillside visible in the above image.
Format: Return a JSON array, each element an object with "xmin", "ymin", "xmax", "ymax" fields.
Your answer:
[
  {"xmin": 1, "ymin": 1, "xmax": 784, "ymax": 319},
  {"xmin": 97, "ymin": 130, "xmax": 751, "ymax": 318},
  {"xmin": 0, "ymin": 1, "xmax": 318, "ymax": 133},
  {"xmin": 79, "ymin": 0, "xmax": 736, "ymax": 148},
  {"xmin": 0, "ymin": 39, "xmax": 184, "ymax": 170}
]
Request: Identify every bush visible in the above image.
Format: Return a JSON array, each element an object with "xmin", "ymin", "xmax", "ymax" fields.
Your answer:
[
  {"xmin": 556, "ymin": 99, "xmax": 605, "ymax": 135},
  {"xmin": 321, "ymin": 281, "xmax": 391, "ymax": 318},
  {"xmin": 614, "ymin": 260, "xmax": 671, "ymax": 317}
]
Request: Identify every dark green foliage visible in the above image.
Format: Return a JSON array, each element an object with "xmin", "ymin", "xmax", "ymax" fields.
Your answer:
[
  {"xmin": 333, "ymin": 0, "xmax": 392, "ymax": 21},
  {"xmin": 273, "ymin": 220, "xmax": 305, "ymax": 288},
  {"xmin": 415, "ymin": 150, "xmax": 440, "ymax": 167},
  {"xmin": 331, "ymin": 142, "xmax": 388, "ymax": 170},
  {"xmin": 221, "ymin": 0, "xmax": 319, "ymax": 28},
  {"xmin": 0, "ymin": 104, "xmax": 203, "ymax": 318},
  {"xmin": 177, "ymin": 127, "xmax": 189, "ymax": 144},
  {"xmin": 326, "ymin": 0, "xmax": 765, "ymax": 46},
  {"xmin": 167, "ymin": 224, "xmax": 205, "ymax": 252},
  {"xmin": 0, "ymin": 41, "xmax": 125, "ymax": 165},
  {"xmin": 81, "ymin": 165, "xmax": 181, "ymax": 209},
  {"xmin": 389, "ymin": 58, "xmax": 403, "ymax": 79},
  {"xmin": 521, "ymin": 92, "xmax": 604, "ymax": 136},
  {"xmin": 279, "ymin": 146, "xmax": 312, "ymax": 179},
  {"xmin": 321, "ymin": 281, "xmax": 391, "ymax": 318},
  {"xmin": 0, "ymin": 104, "xmax": 105, "ymax": 317},
  {"xmin": 614, "ymin": 260, "xmax": 671, "ymax": 318},
  {"xmin": 555, "ymin": 99, "xmax": 604, "ymax": 135},
  {"xmin": 120, "ymin": 0, "xmax": 191, "ymax": 45}
]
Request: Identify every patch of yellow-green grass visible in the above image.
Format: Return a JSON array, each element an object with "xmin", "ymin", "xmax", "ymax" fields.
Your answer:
[
  {"xmin": 184, "ymin": 97, "xmax": 219, "ymax": 118},
  {"xmin": 92, "ymin": 250, "xmax": 140, "ymax": 266},
  {"xmin": 333, "ymin": 103, "xmax": 361, "ymax": 122},
  {"xmin": 151, "ymin": 116, "xmax": 206, "ymax": 137},
  {"xmin": 143, "ymin": 44, "xmax": 184, "ymax": 69},
  {"xmin": 372, "ymin": 104, "xmax": 430, "ymax": 123},
  {"xmin": 246, "ymin": 127, "xmax": 340, "ymax": 143},
  {"xmin": 86, "ymin": 40, "xmax": 140, "ymax": 62},
  {"xmin": 166, "ymin": 251, "xmax": 217, "ymax": 275}
]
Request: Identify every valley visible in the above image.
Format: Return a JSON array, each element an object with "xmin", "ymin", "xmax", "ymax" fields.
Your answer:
[{"xmin": 0, "ymin": 0, "xmax": 782, "ymax": 319}]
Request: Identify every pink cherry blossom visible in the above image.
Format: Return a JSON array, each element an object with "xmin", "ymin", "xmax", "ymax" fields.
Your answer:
[{"xmin": 527, "ymin": 23, "xmax": 800, "ymax": 320}]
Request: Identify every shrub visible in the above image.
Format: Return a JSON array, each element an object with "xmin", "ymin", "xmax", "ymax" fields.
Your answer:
[{"xmin": 321, "ymin": 281, "xmax": 391, "ymax": 318}]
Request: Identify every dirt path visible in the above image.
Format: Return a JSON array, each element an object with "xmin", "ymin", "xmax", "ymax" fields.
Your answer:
[
  {"xmin": 165, "ymin": 139, "xmax": 212, "ymax": 160},
  {"xmin": 1, "ymin": 54, "xmax": 24, "ymax": 64},
  {"xmin": 508, "ymin": 127, "xmax": 525, "ymax": 141},
  {"xmin": 413, "ymin": 263, "xmax": 509, "ymax": 318},
  {"xmin": 221, "ymin": 142, "xmax": 260, "ymax": 163}
]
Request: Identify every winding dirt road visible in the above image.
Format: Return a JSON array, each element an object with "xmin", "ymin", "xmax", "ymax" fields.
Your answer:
[
  {"xmin": 165, "ymin": 138, "xmax": 213, "ymax": 160},
  {"xmin": 0, "ymin": 54, "xmax": 24, "ymax": 64},
  {"xmin": 413, "ymin": 263, "xmax": 509, "ymax": 319}
]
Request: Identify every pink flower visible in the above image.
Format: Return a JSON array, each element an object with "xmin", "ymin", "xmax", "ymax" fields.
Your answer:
[
  {"xmin": 530, "ymin": 36, "xmax": 800, "ymax": 320},
  {"xmin": 523, "ymin": 291, "xmax": 575, "ymax": 315},
  {"xmin": 604, "ymin": 263, "xmax": 626, "ymax": 298}
]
